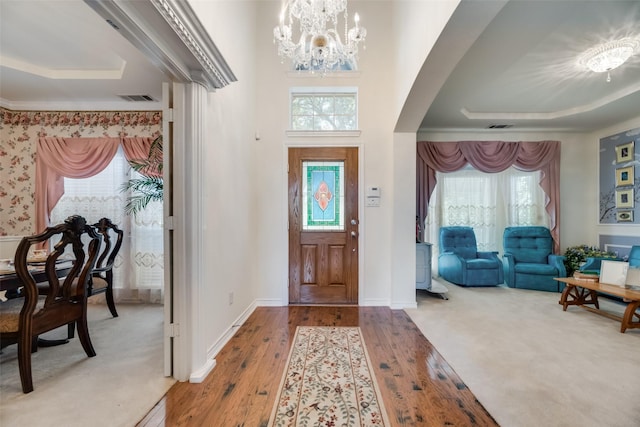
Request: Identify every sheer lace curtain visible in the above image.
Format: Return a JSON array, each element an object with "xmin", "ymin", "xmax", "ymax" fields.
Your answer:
[
  {"xmin": 50, "ymin": 148, "xmax": 164, "ymax": 304},
  {"xmin": 425, "ymin": 166, "xmax": 550, "ymax": 275}
]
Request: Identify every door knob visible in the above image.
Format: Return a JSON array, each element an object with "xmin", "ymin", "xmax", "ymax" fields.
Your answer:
[
  {"xmin": 351, "ymin": 219, "xmax": 358, "ymax": 225},
  {"xmin": 351, "ymin": 231, "xmax": 357, "ymax": 238}
]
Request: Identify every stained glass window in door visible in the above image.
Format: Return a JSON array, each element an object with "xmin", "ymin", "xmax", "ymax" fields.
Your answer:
[{"xmin": 302, "ymin": 161, "xmax": 345, "ymax": 230}]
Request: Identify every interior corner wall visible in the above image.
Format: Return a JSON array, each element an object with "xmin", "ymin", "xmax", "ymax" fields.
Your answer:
[{"xmin": 253, "ymin": 1, "xmax": 418, "ymax": 307}]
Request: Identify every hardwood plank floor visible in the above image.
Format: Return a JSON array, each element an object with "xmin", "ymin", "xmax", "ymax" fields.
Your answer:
[{"xmin": 137, "ymin": 306, "xmax": 498, "ymax": 426}]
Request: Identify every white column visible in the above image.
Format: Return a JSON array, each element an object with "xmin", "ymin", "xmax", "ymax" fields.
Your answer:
[
  {"xmin": 390, "ymin": 132, "xmax": 418, "ymax": 309},
  {"xmin": 171, "ymin": 81, "xmax": 212, "ymax": 382},
  {"xmin": 182, "ymin": 82, "xmax": 215, "ymax": 382}
]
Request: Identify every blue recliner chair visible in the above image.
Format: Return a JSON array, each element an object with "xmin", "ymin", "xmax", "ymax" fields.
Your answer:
[
  {"xmin": 579, "ymin": 255, "xmax": 621, "ymax": 274},
  {"xmin": 503, "ymin": 226, "xmax": 566, "ymax": 292},
  {"xmin": 629, "ymin": 246, "xmax": 640, "ymax": 267},
  {"xmin": 438, "ymin": 226, "xmax": 504, "ymax": 286}
]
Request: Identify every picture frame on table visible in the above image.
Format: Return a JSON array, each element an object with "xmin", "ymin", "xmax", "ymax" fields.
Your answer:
[
  {"xmin": 615, "ymin": 188, "xmax": 634, "ymax": 208},
  {"xmin": 616, "ymin": 210, "xmax": 634, "ymax": 222},
  {"xmin": 615, "ymin": 141, "xmax": 634, "ymax": 163},
  {"xmin": 615, "ymin": 166, "xmax": 634, "ymax": 187}
]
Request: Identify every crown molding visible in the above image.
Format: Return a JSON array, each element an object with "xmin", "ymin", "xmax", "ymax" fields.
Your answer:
[{"xmin": 84, "ymin": 0, "xmax": 236, "ymax": 91}]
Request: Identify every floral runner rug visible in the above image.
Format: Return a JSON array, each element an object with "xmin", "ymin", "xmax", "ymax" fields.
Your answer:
[{"xmin": 268, "ymin": 326, "xmax": 389, "ymax": 426}]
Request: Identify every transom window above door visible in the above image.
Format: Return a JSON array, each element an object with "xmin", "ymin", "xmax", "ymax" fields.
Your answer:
[{"xmin": 287, "ymin": 87, "xmax": 360, "ymax": 137}]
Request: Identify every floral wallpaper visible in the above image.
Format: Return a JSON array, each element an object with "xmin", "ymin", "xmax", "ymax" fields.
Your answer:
[{"xmin": 0, "ymin": 108, "xmax": 162, "ymax": 236}]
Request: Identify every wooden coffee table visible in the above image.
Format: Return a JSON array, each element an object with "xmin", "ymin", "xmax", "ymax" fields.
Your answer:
[{"xmin": 555, "ymin": 277, "xmax": 640, "ymax": 333}]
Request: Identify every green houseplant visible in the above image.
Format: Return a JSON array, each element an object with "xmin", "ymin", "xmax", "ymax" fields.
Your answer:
[
  {"xmin": 121, "ymin": 135, "xmax": 163, "ymax": 216},
  {"xmin": 563, "ymin": 244, "xmax": 616, "ymax": 276}
]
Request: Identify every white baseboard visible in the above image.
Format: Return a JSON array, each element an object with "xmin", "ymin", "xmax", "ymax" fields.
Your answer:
[
  {"xmin": 205, "ymin": 301, "xmax": 258, "ymax": 362},
  {"xmin": 255, "ymin": 298, "xmax": 286, "ymax": 306},
  {"xmin": 390, "ymin": 301, "xmax": 418, "ymax": 309},
  {"xmin": 361, "ymin": 298, "xmax": 391, "ymax": 306},
  {"xmin": 189, "ymin": 358, "xmax": 216, "ymax": 383}
]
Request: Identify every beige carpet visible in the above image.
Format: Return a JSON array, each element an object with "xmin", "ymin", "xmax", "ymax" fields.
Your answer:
[
  {"xmin": 405, "ymin": 279, "xmax": 640, "ymax": 427},
  {"xmin": 0, "ymin": 304, "xmax": 175, "ymax": 427},
  {"xmin": 269, "ymin": 326, "xmax": 390, "ymax": 427}
]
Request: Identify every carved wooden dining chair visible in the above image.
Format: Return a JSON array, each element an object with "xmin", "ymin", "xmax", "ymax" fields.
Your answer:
[
  {"xmin": 0, "ymin": 215, "xmax": 101, "ymax": 393},
  {"xmin": 65, "ymin": 217, "xmax": 123, "ymax": 339},
  {"xmin": 89, "ymin": 218, "xmax": 123, "ymax": 317}
]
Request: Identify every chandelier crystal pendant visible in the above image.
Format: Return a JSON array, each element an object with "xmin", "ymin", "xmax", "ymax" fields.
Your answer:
[
  {"xmin": 579, "ymin": 38, "xmax": 640, "ymax": 82},
  {"xmin": 273, "ymin": 0, "xmax": 367, "ymax": 74}
]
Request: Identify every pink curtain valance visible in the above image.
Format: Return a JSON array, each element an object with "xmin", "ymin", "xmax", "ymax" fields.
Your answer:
[
  {"xmin": 36, "ymin": 136, "xmax": 157, "ymax": 233},
  {"xmin": 121, "ymin": 136, "xmax": 162, "ymax": 178},
  {"xmin": 416, "ymin": 140, "xmax": 561, "ymax": 252}
]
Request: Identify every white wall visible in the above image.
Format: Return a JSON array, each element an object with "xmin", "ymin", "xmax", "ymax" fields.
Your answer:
[
  {"xmin": 185, "ymin": 1, "xmax": 462, "ymax": 319},
  {"xmin": 180, "ymin": 1, "xmax": 449, "ymax": 378},
  {"xmin": 181, "ymin": 0, "xmax": 639, "ymax": 380},
  {"xmin": 252, "ymin": 1, "xmax": 402, "ymax": 306},
  {"xmin": 185, "ymin": 0, "xmax": 259, "ymax": 371},
  {"xmin": 391, "ymin": 0, "xmax": 460, "ymax": 121}
]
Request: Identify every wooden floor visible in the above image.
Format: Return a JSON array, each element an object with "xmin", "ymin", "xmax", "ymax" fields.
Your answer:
[{"xmin": 137, "ymin": 306, "xmax": 498, "ymax": 426}]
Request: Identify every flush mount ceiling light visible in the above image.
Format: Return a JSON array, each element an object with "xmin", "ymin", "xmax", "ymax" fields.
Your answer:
[
  {"xmin": 273, "ymin": 0, "xmax": 367, "ymax": 74},
  {"xmin": 579, "ymin": 38, "xmax": 640, "ymax": 82}
]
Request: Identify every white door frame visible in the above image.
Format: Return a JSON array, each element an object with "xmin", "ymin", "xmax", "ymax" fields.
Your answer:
[{"xmin": 87, "ymin": 0, "xmax": 237, "ymax": 382}]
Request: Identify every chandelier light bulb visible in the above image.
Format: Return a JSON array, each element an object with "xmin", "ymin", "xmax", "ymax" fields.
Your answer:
[{"xmin": 313, "ymin": 34, "xmax": 328, "ymax": 48}]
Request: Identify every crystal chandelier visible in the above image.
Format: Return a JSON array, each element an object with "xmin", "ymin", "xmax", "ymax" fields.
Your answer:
[
  {"xmin": 273, "ymin": 0, "xmax": 367, "ymax": 73},
  {"xmin": 579, "ymin": 38, "xmax": 639, "ymax": 82}
]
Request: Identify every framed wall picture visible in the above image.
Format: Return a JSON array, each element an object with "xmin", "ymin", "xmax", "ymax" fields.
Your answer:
[
  {"xmin": 615, "ymin": 166, "xmax": 634, "ymax": 187},
  {"xmin": 616, "ymin": 210, "xmax": 634, "ymax": 222},
  {"xmin": 615, "ymin": 188, "xmax": 634, "ymax": 208},
  {"xmin": 599, "ymin": 129, "xmax": 639, "ymax": 225},
  {"xmin": 615, "ymin": 141, "xmax": 634, "ymax": 163}
]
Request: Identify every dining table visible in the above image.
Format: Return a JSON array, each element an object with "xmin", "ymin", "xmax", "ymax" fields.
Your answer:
[
  {"xmin": 0, "ymin": 260, "xmax": 73, "ymax": 292},
  {"xmin": 1, "ymin": 260, "xmax": 75, "ymax": 347}
]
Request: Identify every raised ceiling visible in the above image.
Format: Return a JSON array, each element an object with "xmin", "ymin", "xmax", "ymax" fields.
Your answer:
[
  {"xmin": 1, "ymin": 1, "xmax": 639, "ymax": 132},
  {"xmin": 0, "ymin": 0, "xmax": 167, "ymax": 110},
  {"xmin": 420, "ymin": 0, "xmax": 640, "ymax": 132}
]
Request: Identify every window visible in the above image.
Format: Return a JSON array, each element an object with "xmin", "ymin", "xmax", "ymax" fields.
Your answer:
[
  {"xmin": 302, "ymin": 161, "xmax": 345, "ymax": 231},
  {"xmin": 290, "ymin": 87, "xmax": 358, "ymax": 131},
  {"xmin": 50, "ymin": 148, "xmax": 164, "ymax": 303},
  {"xmin": 425, "ymin": 166, "xmax": 549, "ymax": 271}
]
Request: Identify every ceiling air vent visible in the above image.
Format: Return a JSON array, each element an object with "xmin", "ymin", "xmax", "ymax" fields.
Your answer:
[
  {"xmin": 486, "ymin": 124, "xmax": 514, "ymax": 129},
  {"xmin": 118, "ymin": 94, "xmax": 157, "ymax": 102},
  {"xmin": 105, "ymin": 19, "xmax": 120, "ymax": 30}
]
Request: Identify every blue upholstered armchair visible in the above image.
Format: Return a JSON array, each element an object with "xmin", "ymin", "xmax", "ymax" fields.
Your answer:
[
  {"xmin": 629, "ymin": 246, "xmax": 640, "ymax": 267},
  {"xmin": 503, "ymin": 226, "xmax": 566, "ymax": 292},
  {"xmin": 580, "ymin": 246, "xmax": 638, "ymax": 273},
  {"xmin": 580, "ymin": 256, "xmax": 621, "ymax": 273},
  {"xmin": 438, "ymin": 226, "xmax": 503, "ymax": 286}
]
